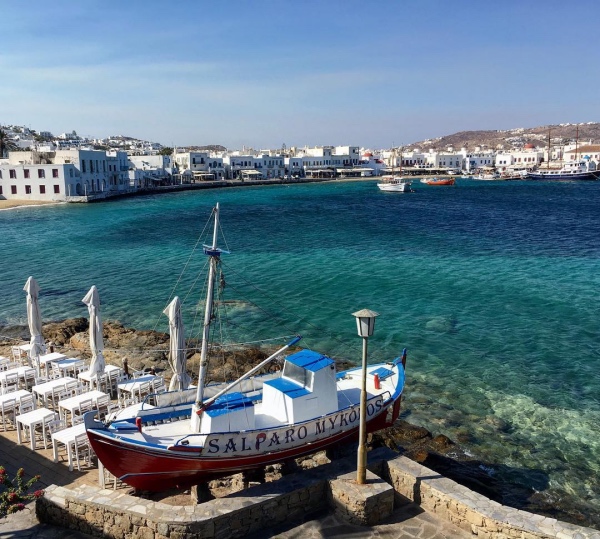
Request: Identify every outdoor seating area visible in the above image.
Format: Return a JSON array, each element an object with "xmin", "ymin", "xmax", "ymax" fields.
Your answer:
[{"xmin": 0, "ymin": 339, "xmax": 165, "ymax": 480}]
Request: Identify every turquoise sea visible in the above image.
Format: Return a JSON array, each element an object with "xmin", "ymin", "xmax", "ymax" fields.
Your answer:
[{"xmin": 1, "ymin": 178, "xmax": 599, "ymax": 524}]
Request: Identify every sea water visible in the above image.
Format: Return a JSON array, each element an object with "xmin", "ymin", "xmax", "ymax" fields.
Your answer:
[{"xmin": 1, "ymin": 178, "xmax": 599, "ymax": 521}]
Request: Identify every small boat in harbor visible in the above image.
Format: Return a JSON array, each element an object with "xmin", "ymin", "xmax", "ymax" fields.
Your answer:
[
  {"xmin": 377, "ymin": 147, "xmax": 413, "ymax": 192},
  {"xmin": 377, "ymin": 175, "xmax": 412, "ymax": 192},
  {"xmin": 422, "ymin": 177, "xmax": 455, "ymax": 186},
  {"xmin": 85, "ymin": 204, "xmax": 406, "ymax": 492}
]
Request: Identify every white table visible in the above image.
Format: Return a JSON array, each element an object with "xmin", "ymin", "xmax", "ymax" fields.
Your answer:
[
  {"xmin": 51, "ymin": 358, "xmax": 85, "ymax": 378},
  {"xmin": 117, "ymin": 375, "xmax": 157, "ymax": 400},
  {"xmin": 38, "ymin": 352, "xmax": 67, "ymax": 377},
  {"xmin": 16, "ymin": 407, "xmax": 57, "ymax": 450},
  {"xmin": 32, "ymin": 377, "xmax": 77, "ymax": 407},
  {"xmin": 58, "ymin": 390, "xmax": 107, "ymax": 425},
  {"xmin": 0, "ymin": 366, "xmax": 36, "ymax": 390},
  {"xmin": 78, "ymin": 365, "xmax": 123, "ymax": 390},
  {"xmin": 0, "ymin": 389, "xmax": 31, "ymax": 406},
  {"xmin": 51, "ymin": 422, "xmax": 87, "ymax": 471}
]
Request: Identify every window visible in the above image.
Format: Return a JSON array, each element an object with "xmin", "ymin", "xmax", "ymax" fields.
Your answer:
[
  {"xmin": 53, "ymin": 185, "xmax": 60, "ymax": 194},
  {"xmin": 24, "ymin": 169, "xmax": 30, "ymax": 178},
  {"xmin": 0, "ymin": 186, "xmax": 2, "ymax": 194},
  {"xmin": 38, "ymin": 169, "xmax": 45, "ymax": 178},
  {"xmin": 82, "ymin": 160, "xmax": 86, "ymax": 173},
  {"xmin": 25, "ymin": 185, "xmax": 32, "ymax": 194},
  {"xmin": 9, "ymin": 169, "xmax": 16, "ymax": 179},
  {"xmin": 40, "ymin": 185, "xmax": 46, "ymax": 194},
  {"xmin": 52, "ymin": 169, "xmax": 59, "ymax": 178},
  {"xmin": 11, "ymin": 185, "xmax": 17, "ymax": 194}
]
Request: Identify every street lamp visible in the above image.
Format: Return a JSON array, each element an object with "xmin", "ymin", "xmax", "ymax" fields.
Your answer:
[{"xmin": 352, "ymin": 308, "xmax": 379, "ymax": 485}]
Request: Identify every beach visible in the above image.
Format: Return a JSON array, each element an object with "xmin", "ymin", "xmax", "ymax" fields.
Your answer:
[{"xmin": 0, "ymin": 199, "xmax": 62, "ymax": 210}]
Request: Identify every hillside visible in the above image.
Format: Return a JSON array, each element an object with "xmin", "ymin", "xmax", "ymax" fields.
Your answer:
[{"xmin": 407, "ymin": 122, "xmax": 600, "ymax": 151}]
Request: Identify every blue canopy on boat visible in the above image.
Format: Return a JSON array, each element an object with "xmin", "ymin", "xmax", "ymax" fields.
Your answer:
[{"xmin": 286, "ymin": 349, "xmax": 334, "ymax": 372}]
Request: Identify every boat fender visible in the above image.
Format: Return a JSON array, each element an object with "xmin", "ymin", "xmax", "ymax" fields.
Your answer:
[
  {"xmin": 135, "ymin": 416, "xmax": 143, "ymax": 433},
  {"xmin": 374, "ymin": 374, "xmax": 381, "ymax": 390}
]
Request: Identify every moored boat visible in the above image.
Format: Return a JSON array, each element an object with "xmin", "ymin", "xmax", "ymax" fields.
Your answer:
[
  {"xmin": 377, "ymin": 175, "xmax": 412, "ymax": 192},
  {"xmin": 528, "ymin": 160, "xmax": 599, "ymax": 181},
  {"xmin": 85, "ymin": 204, "xmax": 406, "ymax": 491},
  {"xmin": 422, "ymin": 177, "xmax": 455, "ymax": 186}
]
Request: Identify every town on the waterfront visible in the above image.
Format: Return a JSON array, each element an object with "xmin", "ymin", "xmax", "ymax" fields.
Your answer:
[{"xmin": 1, "ymin": 122, "xmax": 599, "ymax": 205}]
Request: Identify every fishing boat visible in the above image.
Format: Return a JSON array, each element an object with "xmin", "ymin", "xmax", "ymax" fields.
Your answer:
[
  {"xmin": 85, "ymin": 204, "xmax": 406, "ymax": 492},
  {"xmin": 377, "ymin": 147, "xmax": 412, "ymax": 192},
  {"xmin": 422, "ymin": 177, "xmax": 455, "ymax": 186}
]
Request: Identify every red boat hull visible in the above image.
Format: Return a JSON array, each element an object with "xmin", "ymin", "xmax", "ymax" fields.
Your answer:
[{"xmin": 87, "ymin": 398, "xmax": 402, "ymax": 492}]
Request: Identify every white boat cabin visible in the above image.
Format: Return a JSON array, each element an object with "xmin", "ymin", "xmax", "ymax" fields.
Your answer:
[{"xmin": 199, "ymin": 350, "xmax": 338, "ymax": 433}]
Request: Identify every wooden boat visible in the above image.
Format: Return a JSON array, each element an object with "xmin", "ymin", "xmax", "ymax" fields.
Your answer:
[
  {"xmin": 85, "ymin": 204, "xmax": 406, "ymax": 492},
  {"xmin": 422, "ymin": 177, "xmax": 455, "ymax": 186},
  {"xmin": 377, "ymin": 175, "xmax": 412, "ymax": 192},
  {"xmin": 377, "ymin": 147, "xmax": 412, "ymax": 192}
]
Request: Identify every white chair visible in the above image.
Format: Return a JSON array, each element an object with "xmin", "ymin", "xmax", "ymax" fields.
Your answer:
[
  {"xmin": 131, "ymin": 370, "xmax": 145, "ymax": 379},
  {"xmin": 0, "ymin": 398, "xmax": 16, "ymax": 431},
  {"xmin": 44, "ymin": 418, "xmax": 67, "ymax": 447},
  {"xmin": 11, "ymin": 346, "xmax": 23, "ymax": 362},
  {"xmin": 136, "ymin": 381, "xmax": 152, "ymax": 402},
  {"xmin": 23, "ymin": 369, "xmax": 36, "ymax": 391},
  {"xmin": 95, "ymin": 394, "xmax": 111, "ymax": 420},
  {"xmin": 74, "ymin": 433, "xmax": 94, "ymax": 471},
  {"xmin": 50, "ymin": 363, "xmax": 62, "ymax": 380},
  {"xmin": 49, "ymin": 384, "xmax": 67, "ymax": 409},
  {"xmin": 76, "ymin": 398, "xmax": 94, "ymax": 420},
  {"xmin": 17, "ymin": 394, "xmax": 35, "ymax": 415},
  {"xmin": 65, "ymin": 380, "xmax": 80, "ymax": 397},
  {"xmin": 2, "ymin": 373, "xmax": 19, "ymax": 395}
]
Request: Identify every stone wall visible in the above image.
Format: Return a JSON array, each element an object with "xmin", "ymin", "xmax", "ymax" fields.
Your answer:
[
  {"xmin": 37, "ymin": 451, "xmax": 600, "ymax": 539},
  {"xmin": 386, "ymin": 456, "xmax": 599, "ymax": 539}
]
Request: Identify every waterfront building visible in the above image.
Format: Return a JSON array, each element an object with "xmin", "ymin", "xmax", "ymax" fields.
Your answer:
[
  {"xmin": 128, "ymin": 154, "xmax": 175, "ymax": 188},
  {"xmin": 563, "ymin": 144, "xmax": 600, "ymax": 163},
  {"xmin": 173, "ymin": 151, "xmax": 225, "ymax": 181},
  {"xmin": 0, "ymin": 149, "xmax": 132, "ymax": 202}
]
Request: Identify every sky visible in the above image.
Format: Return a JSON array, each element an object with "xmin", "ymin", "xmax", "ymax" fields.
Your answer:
[{"xmin": 1, "ymin": 0, "xmax": 598, "ymax": 150}]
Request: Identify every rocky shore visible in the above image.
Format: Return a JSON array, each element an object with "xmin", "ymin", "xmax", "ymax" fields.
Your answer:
[{"xmin": 1, "ymin": 318, "xmax": 597, "ymax": 530}]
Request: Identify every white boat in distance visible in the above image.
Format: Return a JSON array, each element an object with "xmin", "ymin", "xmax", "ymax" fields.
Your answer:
[
  {"xmin": 377, "ymin": 175, "xmax": 413, "ymax": 192},
  {"xmin": 85, "ymin": 204, "xmax": 406, "ymax": 492}
]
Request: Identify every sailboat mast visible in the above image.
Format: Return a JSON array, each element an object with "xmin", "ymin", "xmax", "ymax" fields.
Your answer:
[
  {"xmin": 575, "ymin": 125, "xmax": 579, "ymax": 162},
  {"xmin": 195, "ymin": 203, "xmax": 220, "ymax": 408}
]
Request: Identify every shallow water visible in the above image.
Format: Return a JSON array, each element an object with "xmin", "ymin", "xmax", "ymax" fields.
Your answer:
[{"xmin": 1, "ymin": 178, "xmax": 599, "ymax": 521}]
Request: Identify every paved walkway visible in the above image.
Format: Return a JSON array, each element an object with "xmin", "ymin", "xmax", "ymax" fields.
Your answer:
[{"xmin": 0, "ymin": 426, "xmax": 471, "ymax": 538}]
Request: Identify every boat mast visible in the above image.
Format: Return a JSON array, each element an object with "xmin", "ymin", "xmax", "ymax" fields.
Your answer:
[
  {"xmin": 192, "ymin": 203, "xmax": 221, "ymax": 430},
  {"xmin": 575, "ymin": 125, "xmax": 579, "ymax": 162},
  {"xmin": 547, "ymin": 129, "xmax": 551, "ymax": 170}
]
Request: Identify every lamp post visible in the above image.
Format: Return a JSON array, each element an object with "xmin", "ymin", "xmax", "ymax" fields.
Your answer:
[{"xmin": 352, "ymin": 308, "xmax": 379, "ymax": 485}]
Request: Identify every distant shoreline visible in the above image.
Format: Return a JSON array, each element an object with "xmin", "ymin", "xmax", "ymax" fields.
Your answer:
[{"xmin": 0, "ymin": 199, "xmax": 65, "ymax": 211}]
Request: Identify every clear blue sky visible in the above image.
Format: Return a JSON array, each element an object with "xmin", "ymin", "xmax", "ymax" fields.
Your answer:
[{"xmin": 1, "ymin": 0, "xmax": 598, "ymax": 149}]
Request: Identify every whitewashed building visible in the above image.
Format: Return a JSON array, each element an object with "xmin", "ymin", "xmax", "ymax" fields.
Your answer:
[
  {"xmin": 0, "ymin": 149, "xmax": 131, "ymax": 201},
  {"xmin": 173, "ymin": 151, "xmax": 225, "ymax": 181}
]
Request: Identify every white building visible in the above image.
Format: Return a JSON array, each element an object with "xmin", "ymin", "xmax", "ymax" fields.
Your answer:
[
  {"xmin": 0, "ymin": 149, "xmax": 131, "ymax": 201},
  {"xmin": 173, "ymin": 151, "xmax": 225, "ymax": 181}
]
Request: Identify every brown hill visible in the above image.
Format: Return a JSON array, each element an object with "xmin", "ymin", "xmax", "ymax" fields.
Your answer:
[{"xmin": 407, "ymin": 122, "xmax": 600, "ymax": 152}]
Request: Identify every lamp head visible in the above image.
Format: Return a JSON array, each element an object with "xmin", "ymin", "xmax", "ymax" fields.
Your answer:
[{"xmin": 351, "ymin": 309, "xmax": 379, "ymax": 337}]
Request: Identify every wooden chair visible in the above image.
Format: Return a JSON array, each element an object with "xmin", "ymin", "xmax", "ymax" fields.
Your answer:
[
  {"xmin": 17, "ymin": 394, "xmax": 36, "ymax": 415},
  {"xmin": 23, "ymin": 369, "xmax": 37, "ymax": 391},
  {"xmin": 74, "ymin": 433, "xmax": 94, "ymax": 471},
  {"xmin": 95, "ymin": 394, "xmax": 110, "ymax": 420},
  {"xmin": 1, "ymin": 373, "xmax": 19, "ymax": 395},
  {"xmin": 0, "ymin": 398, "xmax": 16, "ymax": 431}
]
